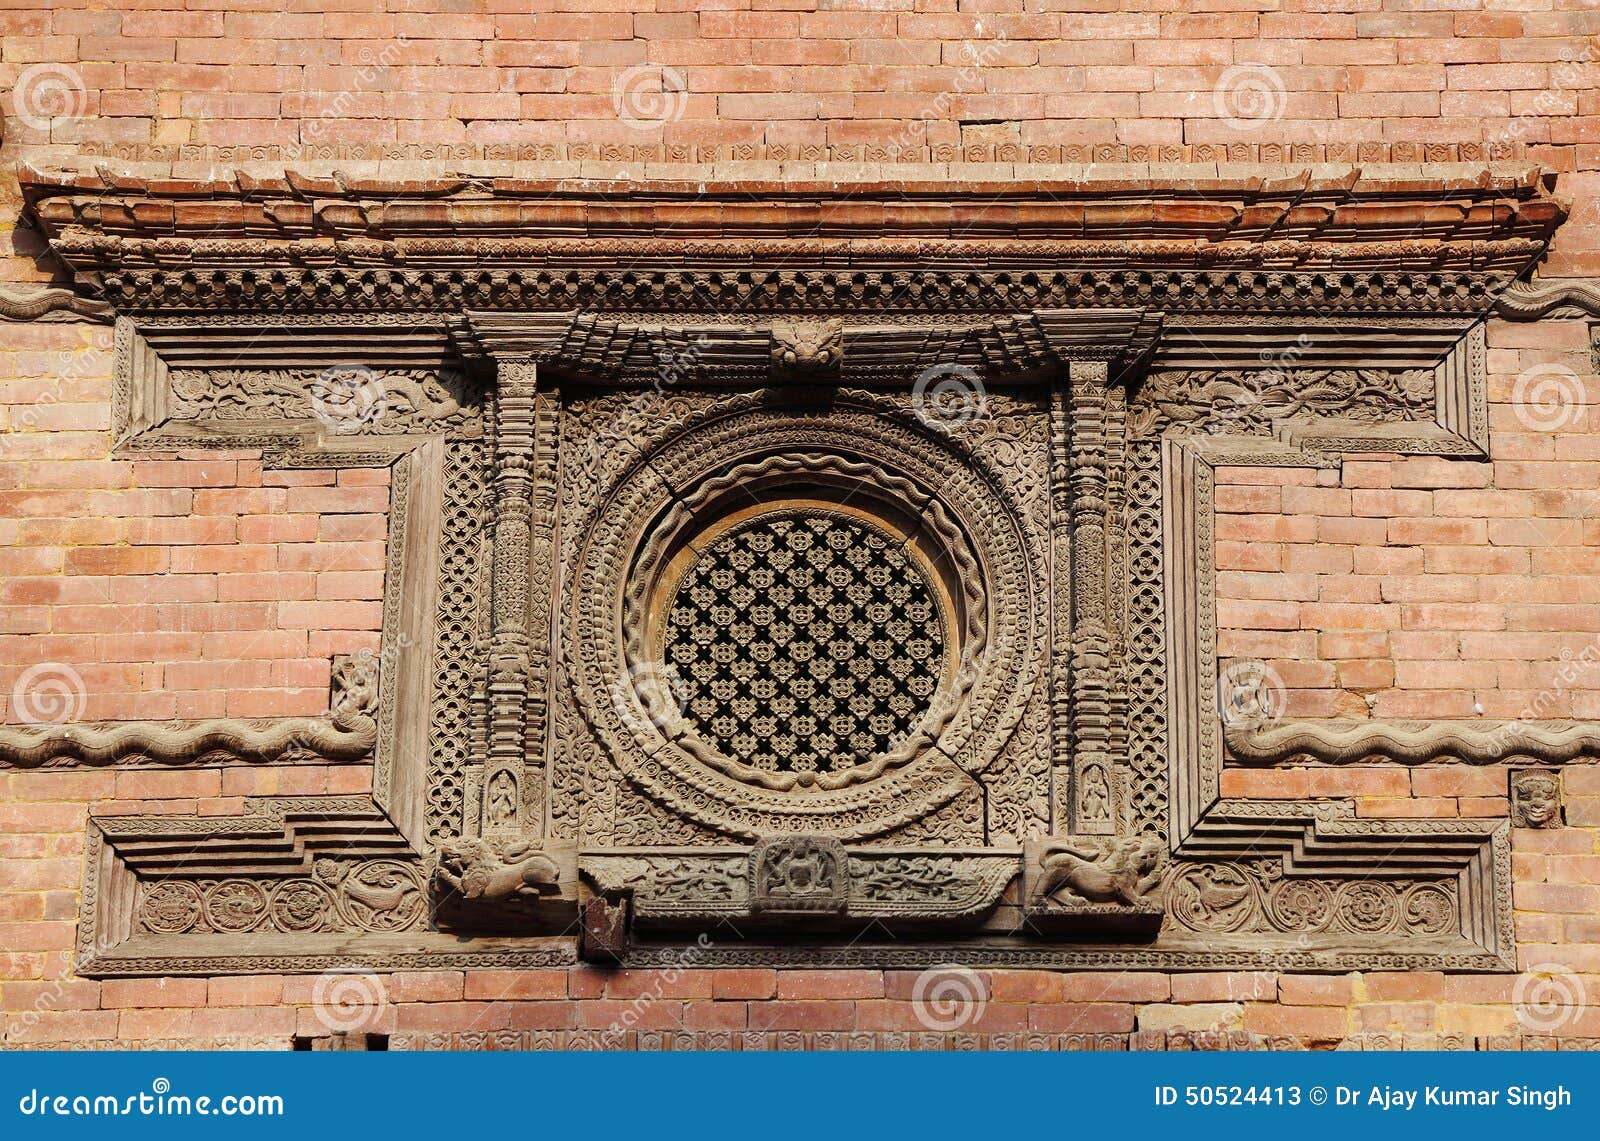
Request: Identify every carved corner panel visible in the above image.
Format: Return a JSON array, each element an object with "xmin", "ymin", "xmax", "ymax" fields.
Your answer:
[{"xmin": 15, "ymin": 174, "xmax": 1574, "ymax": 973}]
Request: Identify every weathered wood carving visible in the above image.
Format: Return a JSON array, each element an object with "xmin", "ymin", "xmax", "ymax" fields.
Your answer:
[{"xmin": 10, "ymin": 166, "xmax": 1582, "ymax": 974}]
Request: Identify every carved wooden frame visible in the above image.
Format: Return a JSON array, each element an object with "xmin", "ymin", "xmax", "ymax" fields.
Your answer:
[{"xmin": 9, "ymin": 171, "xmax": 1581, "ymax": 974}]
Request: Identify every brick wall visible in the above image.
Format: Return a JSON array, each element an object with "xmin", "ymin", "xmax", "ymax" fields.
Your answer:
[{"xmin": 4, "ymin": 1, "xmax": 1600, "ymax": 1049}]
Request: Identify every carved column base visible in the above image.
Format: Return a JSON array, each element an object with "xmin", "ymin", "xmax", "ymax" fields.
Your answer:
[
  {"xmin": 1020, "ymin": 837, "xmax": 1165, "ymax": 937},
  {"xmin": 431, "ymin": 839, "xmax": 579, "ymax": 934}
]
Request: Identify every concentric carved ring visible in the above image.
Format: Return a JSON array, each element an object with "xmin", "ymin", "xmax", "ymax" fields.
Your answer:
[{"xmin": 568, "ymin": 394, "xmax": 1038, "ymax": 840}]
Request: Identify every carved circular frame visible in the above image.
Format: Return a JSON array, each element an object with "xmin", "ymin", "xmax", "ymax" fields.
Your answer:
[
  {"xmin": 626, "ymin": 458, "xmax": 976, "ymax": 792},
  {"xmin": 568, "ymin": 392, "xmax": 1039, "ymax": 840}
]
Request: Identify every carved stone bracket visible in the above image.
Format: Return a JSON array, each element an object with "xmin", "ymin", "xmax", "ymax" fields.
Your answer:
[{"xmin": 1022, "ymin": 836, "xmax": 1165, "ymax": 936}]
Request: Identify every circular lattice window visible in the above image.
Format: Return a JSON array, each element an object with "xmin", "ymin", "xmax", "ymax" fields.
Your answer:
[{"xmin": 661, "ymin": 510, "xmax": 948, "ymax": 776}]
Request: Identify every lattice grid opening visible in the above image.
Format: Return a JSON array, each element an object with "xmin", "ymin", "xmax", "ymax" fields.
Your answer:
[{"xmin": 663, "ymin": 511, "xmax": 945, "ymax": 774}]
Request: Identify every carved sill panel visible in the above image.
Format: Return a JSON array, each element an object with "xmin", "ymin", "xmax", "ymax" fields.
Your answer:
[
  {"xmin": 21, "ymin": 173, "xmax": 1578, "ymax": 975},
  {"xmin": 585, "ymin": 845, "xmax": 1017, "ymax": 933}
]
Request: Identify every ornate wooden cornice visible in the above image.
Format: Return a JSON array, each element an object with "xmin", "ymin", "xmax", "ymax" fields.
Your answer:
[{"xmin": 19, "ymin": 164, "xmax": 1563, "ymax": 314}]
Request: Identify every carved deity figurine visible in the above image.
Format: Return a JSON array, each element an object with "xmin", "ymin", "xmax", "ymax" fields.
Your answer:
[
  {"xmin": 485, "ymin": 770, "xmax": 518, "ymax": 826},
  {"xmin": 329, "ymin": 650, "xmax": 380, "ymax": 729},
  {"xmin": 1031, "ymin": 834, "xmax": 1164, "ymax": 908},
  {"xmin": 435, "ymin": 837, "xmax": 562, "ymax": 903},
  {"xmin": 1511, "ymin": 770, "xmax": 1562, "ymax": 829}
]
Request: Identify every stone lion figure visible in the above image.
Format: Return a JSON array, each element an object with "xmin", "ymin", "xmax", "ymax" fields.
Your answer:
[
  {"xmin": 434, "ymin": 837, "xmax": 562, "ymax": 904},
  {"xmin": 1031, "ymin": 834, "xmax": 1165, "ymax": 908}
]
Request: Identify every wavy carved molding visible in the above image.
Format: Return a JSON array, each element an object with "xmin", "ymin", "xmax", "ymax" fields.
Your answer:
[
  {"xmin": 1493, "ymin": 278, "xmax": 1600, "ymax": 320},
  {"xmin": 0, "ymin": 652, "xmax": 378, "ymax": 769},
  {"xmin": 1227, "ymin": 719, "xmax": 1600, "ymax": 766},
  {"xmin": 0, "ymin": 284, "xmax": 113, "ymax": 323}
]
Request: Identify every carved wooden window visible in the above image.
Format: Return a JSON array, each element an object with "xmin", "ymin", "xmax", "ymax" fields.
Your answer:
[{"xmin": 10, "ymin": 167, "xmax": 1570, "ymax": 985}]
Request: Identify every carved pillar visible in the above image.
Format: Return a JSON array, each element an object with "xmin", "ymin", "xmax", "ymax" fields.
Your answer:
[
  {"xmin": 1062, "ymin": 359, "xmax": 1116, "ymax": 835},
  {"xmin": 523, "ymin": 380, "xmax": 561, "ymax": 834},
  {"xmin": 482, "ymin": 360, "xmax": 539, "ymax": 835}
]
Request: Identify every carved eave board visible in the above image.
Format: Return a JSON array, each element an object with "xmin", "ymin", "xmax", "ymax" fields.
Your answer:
[{"xmin": 9, "ymin": 162, "xmax": 1570, "ymax": 973}]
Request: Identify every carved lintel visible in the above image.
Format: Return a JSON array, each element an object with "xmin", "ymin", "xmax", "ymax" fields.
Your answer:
[
  {"xmin": 1021, "ymin": 836, "xmax": 1165, "ymax": 937},
  {"xmin": 1510, "ymin": 769, "xmax": 1562, "ymax": 829},
  {"xmin": 582, "ymin": 847, "xmax": 1017, "ymax": 934},
  {"xmin": 432, "ymin": 837, "xmax": 578, "ymax": 933}
]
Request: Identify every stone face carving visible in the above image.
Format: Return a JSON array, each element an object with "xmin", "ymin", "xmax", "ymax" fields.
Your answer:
[
  {"xmin": 1510, "ymin": 770, "xmax": 1562, "ymax": 828},
  {"xmin": 770, "ymin": 320, "xmax": 845, "ymax": 376},
  {"xmin": 751, "ymin": 836, "xmax": 848, "ymax": 914}
]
